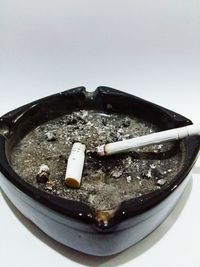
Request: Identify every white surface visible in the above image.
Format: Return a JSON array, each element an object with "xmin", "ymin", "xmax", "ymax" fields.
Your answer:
[
  {"xmin": 0, "ymin": 0, "xmax": 200, "ymax": 266},
  {"xmin": 1, "ymin": 176, "xmax": 200, "ymax": 267}
]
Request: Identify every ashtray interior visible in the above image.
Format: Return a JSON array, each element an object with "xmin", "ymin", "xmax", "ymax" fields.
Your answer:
[{"xmin": 11, "ymin": 109, "xmax": 184, "ymax": 211}]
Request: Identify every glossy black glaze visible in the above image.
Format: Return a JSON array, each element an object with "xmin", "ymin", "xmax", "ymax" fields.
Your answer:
[{"xmin": 0, "ymin": 87, "xmax": 199, "ymax": 255}]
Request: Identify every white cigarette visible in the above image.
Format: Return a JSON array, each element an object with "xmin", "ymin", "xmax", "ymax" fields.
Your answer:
[
  {"xmin": 65, "ymin": 142, "xmax": 86, "ymax": 188},
  {"xmin": 96, "ymin": 124, "xmax": 200, "ymax": 156}
]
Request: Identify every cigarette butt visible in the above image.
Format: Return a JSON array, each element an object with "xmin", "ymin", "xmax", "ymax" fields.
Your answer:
[
  {"xmin": 96, "ymin": 144, "xmax": 106, "ymax": 157},
  {"xmin": 65, "ymin": 142, "xmax": 86, "ymax": 188},
  {"xmin": 95, "ymin": 124, "xmax": 200, "ymax": 156}
]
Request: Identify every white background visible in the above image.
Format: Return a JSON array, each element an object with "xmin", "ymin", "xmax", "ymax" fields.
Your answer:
[{"xmin": 0, "ymin": 1, "xmax": 200, "ymax": 266}]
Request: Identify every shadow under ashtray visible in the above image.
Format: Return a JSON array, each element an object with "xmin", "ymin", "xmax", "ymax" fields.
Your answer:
[{"xmin": 1, "ymin": 178, "xmax": 193, "ymax": 267}]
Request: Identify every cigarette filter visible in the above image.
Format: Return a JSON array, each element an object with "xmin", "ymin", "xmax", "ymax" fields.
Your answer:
[{"xmin": 65, "ymin": 142, "xmax": 86, "ymax": 188}]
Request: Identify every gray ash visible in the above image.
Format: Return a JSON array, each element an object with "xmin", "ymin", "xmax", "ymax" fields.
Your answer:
[{"xmin": 11, "ymin": 110, "xmax": 184, "ymax": 210}]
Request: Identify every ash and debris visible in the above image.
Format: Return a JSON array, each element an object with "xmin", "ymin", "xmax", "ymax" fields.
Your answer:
[
  {"xmin": 36, "ymin": 164, "xmax": 50, "ymax": 183},
  {"xmin": 11, "ymin": 110, "xmax": 183, "ymax": 210},
  {"xmin": 45, "ymin": 132, "xmax": 57, "ymax": 142},
  {"xmin": 156, "ymin": 179, "xmax": 167, "ymax": 187}
]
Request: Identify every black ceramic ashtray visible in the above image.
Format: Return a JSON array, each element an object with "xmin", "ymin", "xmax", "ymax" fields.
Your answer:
[{"xmin": 0, "ymin": 87, "xmax": 200, "ymax": 256}]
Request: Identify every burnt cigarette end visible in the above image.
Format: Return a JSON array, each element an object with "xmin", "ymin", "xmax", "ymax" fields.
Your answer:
[{"xmin": 96, "ymin": 144, "xmax": 106, "ymax": 157}]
